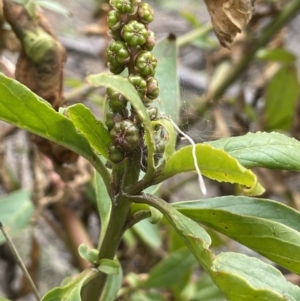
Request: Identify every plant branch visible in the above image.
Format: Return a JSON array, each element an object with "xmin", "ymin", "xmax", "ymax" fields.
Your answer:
[
  {"xmin": 209, "ymin": 0, "xmax": 300, "ymax": 100},
  {"xmin": 190, "ymin": 0, "xmax": 300, "ymax": 124},
  {"xmin": 126, "ymin": 210, "xmax": 151, "ymax": 229},
  {"xmin": 81, "ymin": 195, "xmax": 132, "ymax": 301},
  {"xmin": 81, "ymin": 152, "xmax": 141, "ymax": 301}
]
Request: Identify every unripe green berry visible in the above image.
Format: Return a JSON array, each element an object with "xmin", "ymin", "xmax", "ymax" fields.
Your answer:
[
  {"xmin": 143, "ymin": 97, "xmax": 154, "ymax": 106},
  {"xmin": 142, "ymin": 30, "xmax": 156, "ymax": 51},
  {"xmin": 110, "ymin": 120, "xmax": 140, "ymax": 151},
  {"xmin": 146, "ymin": 77, "xmax": 159, "ymax": 100},
  {"xmin": 146, "ymin": 106, "xmax": 158, "ymax": 120},
  {"xmin": 128, "ymin": 75, "xmax": 147, "ymax": 97},
  {"xmin": 109, "ymin": 0, "xmax": 137, "ymax": 14},
  {"xmin": 107, "ymin": 41, "xmax": 130, "ymax": 67},
  {"xmin": 137, "ymin": 3, "xmax": 154, "ymax": 24},
  {"xmin": 135, "ymin": 51, "xmax": 157, "ymax": 76},
  {"xmin": 109, "ymin": 96, "xmax": 127, "ymax": 112},
  {"xmin": 108, "ymin": 28, "xmax": 123, "ymax": 41},
  {"xmin": 105, "ymin": 110, "xmax": 116, "ymax": 130},
  {"xmin": 107, "ymin": 10, "xmax": 122, "ymax": 31},
  {"xmin": 108, "ymin": 143, "xmax": 124, "ymax": 163},
  {"xmin": 122, "ymin": 20, "xmax": 148, "ymax": 46},
  {"xmin": 108, "ymin": 63, "xmax": 125, "ymax": 75},
  {"xmin": 107, "ymin": 88, "xmax": 128, "ymax": 112},
  {"xmin": 105, "ymin": 109, "xmax": 125, "ymax": 130}
]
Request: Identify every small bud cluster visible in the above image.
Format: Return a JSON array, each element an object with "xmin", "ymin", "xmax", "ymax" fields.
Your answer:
[{"xmin": 106, "ymin": 0, "xmax": 165, "ymax": 166}]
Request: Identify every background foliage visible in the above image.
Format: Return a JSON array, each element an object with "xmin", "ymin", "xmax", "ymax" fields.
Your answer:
[{"xmin": 0, "ymin": 0, "xmax": 300, "ymax": 300}]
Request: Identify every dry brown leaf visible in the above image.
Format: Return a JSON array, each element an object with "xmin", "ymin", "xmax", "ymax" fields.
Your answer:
[
  {"xmin": 3, "ymin": 0, "xmax": 65, "ymax": 109},
  {"xmin": 204, "ymin": 0, "xmax": 255, "ymax": 48},
  {"xmin": 3, "ymin": 1, "xmax": 79, "ymax": 169}
]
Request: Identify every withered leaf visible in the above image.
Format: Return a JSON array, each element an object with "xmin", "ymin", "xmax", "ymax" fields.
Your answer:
[
  {"xmin": 204, "ymin": 0, "xmax": 255, "ymax": 48},
  {"xmin": 3, "ymin": 0, "xmax": 65, "ymax": 110},
  {"xmin": 3, "ymin": 0, "xmax": 79, "ymax": 169}
]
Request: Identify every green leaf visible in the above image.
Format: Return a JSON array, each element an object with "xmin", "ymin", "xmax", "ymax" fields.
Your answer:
[
  {"xmin": 78, "ymin": 244, "xmax": 99, "ymax": 265},
  {"xmin": 153, "ymin": 144, "xmax": 264, "ymax": 195},
  {"xmin": 67, "ymin": 104, "xmax": 111, "ymax": 159},
  {"xmin": 143, "ymin": 247, "xmax": 197, "ymax": 289},
  {"xmin": 256, "ymin": 48, "xmax": 296, "ymax": 63},
  {"xmin": 152, "ymin": 118, "xmax": 176, "ymax": 160},
  {"xmin": 95, "ymin": 172, "xmax": 112, "ymax": 248},
  {"xmin": 0, "ymin": 190, "xmax": 34, "ymax": 243},
  {"xmin": 98, "ymin": 258, "xmax": 120, "ymax": 275},
  {"xmin": 41, "ymin": 269, "xmax": 97, "ymax": 301},
  {"xmin": 212, "ymin": 252, "xmax": 300, "ymax": 301},
  {"xmin": 152, "ymin": 35, "xmax": 180, "ymax": 124},
  {"xmin": 181, "ymin": 274, "xmax": 224, "ymax": 301},
  {"xmin": 149, "ymin": 207, "xmax": 163, "ymax": 224},
  {"xmin": 26, "ymin": 1, "xmax": 38, "ymax": 19},
  {"xmin": 87, "ymin": 73, "xmax": 156, "ymax": 180},
  {"xmin": 132, "ymin": 219, "xmax": 162, "ymax": 249},
  {"xmin": 100, "ymin": 265, "xmax": 123, "ymax": 301},
  {"xmin": 130, "ymin": 290, "xmax": 168, "ymax": 301},
  {"xmin": 264, "ymin": 65, "xmax": 300, "ymax": 131},
  {"xmin": 0, "ymin": 297, "xmax": 13, "ymax": 301},
  {"xmin": 206, "ymin": 132, "xmax": 300, "ymax": 171},
  {"xmin": 0, "ymin": 75, "xmax": 92, "ymax": 156},
  {"xmin": 174, "ymin": 196, "xmax": 300, "ymax": 274},
  {"xmin": 130, "ymin": 195, "xmax": 213, "ymax": 270},
  {"xmin": 36, "ymin": 0, "xmax": 72, "ymax": 17},
  {"xmin": 130, "ymin": 194, "xmax": 300, "ymax": 301},
  {"xmin": 0, "ymin": 74, "xmax": 111, "ymax": 193}
]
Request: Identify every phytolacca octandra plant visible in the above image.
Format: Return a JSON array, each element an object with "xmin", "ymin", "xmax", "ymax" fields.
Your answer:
[{"xmin": 106, "ymin": 0, "xmax": 164, "ymax": 167}]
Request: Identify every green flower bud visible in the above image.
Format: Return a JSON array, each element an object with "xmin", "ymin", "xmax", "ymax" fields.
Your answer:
[
  {"xmin": 107, "ymin": 10, "xmax": 122, "ymax": 31},
  {"xmin": 142, "ymin": 30, "xmax": 156, "ymax": 51},
  {"xmin": 146, "ymin": 77, "xmax": 159, "ymax": 100},
  {"xmin": 143, "ymin": 97, "xmax": 154, "ymax": 106},
  {"xmin": 109, "ymin": 0, "xmax": 137, "ymax": 14},
  {"xmin": 105, "ymin": 110, "xmax": 116, "ymax": 130},
  {"xmin": 110, "ymin": 120, "xmax": 140, "ymax": 151},
  {"xmin": 105, "ymin": 109, "xmax": 125, "ymax": 130},
  {"xmin": 109, "ymin": 96, "xmax": 128, "ymax": 112},
  {"xmin": 146, "ymin": 106, "xmax": 158, "ymax": 120},
  {"xmin": 108, "ymin": 28, "xmax": 123, "ymax": 41},
  {"xmin": 108, "ymin": 63, "xmax": 125, "ymax": 75},
  {"xmin": 107, "ymin": 88, "xmax": 128, "ymax": 112},
  {"xmin": 128, "ymin": 74, "xmax": 147, "ymax": 97},
  {"xmin": 137, "ymin": 3, "xmax": 154, "ymax": 24},
  {"xmin": 108, "ymin": 143, "xmax": 124, "ymax": 163},
  {"xmin": 122, "ymin": 20, "xmax": 148, "ymax": 46},
  {"xmin": 135, "ymin": 51, "xmax": 157, "ymax": 76},
  {"xmin": 107, "ymin": 41, "xmax": 130, "ymax": 67}
]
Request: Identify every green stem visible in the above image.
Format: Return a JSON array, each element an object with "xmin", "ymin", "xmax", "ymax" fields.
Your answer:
[
  {"xmin": 81, "ymin": 196, "xmax": 131, "ymax": 301},
  {"xmin": 81, "ymin": 152, "xmax": 141, "ymax": 301},
  {"xmin": 177, "ymin": 24, "xmax": 213, "ymax": 48},
  {"xmin": 126, "ymin": 209, "xmax": 151, "ymax": 229}
]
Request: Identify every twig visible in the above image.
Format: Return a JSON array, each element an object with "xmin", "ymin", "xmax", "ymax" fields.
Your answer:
[
  {"xmin": 189, "ymin": 0, "xmax": 300, "ymax": 124},
  {"xmin": 0, "ymin": 222, "xmax": 41, "ymax": 301}
]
